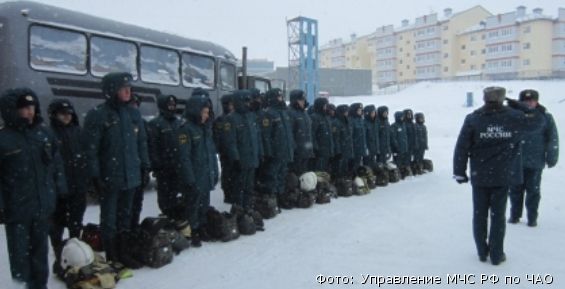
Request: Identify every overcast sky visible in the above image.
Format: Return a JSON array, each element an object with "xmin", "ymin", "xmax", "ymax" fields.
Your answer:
[{"xmin": 2, "ymin": 0, "xmax": 563, "ymax": 66}]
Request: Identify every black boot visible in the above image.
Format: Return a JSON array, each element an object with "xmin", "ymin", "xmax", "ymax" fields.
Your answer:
[
  {"xmin": 191, "ymin": 231, "xmax": 202, "ymax": 247},
  {"xmin": 508, "ymin": 217, "xmax": 519, "ymax": 224}
]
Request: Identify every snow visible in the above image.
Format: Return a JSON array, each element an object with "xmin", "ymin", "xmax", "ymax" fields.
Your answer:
[{"xmin": 1, "ymin": 80, "xmax": 565, "ymax": 288}]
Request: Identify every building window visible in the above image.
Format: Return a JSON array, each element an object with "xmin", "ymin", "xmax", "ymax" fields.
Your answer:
[
  {"xmin": 461, "ymin": 59, "xmax": 466, "ymax": 64},
  {"xmin": 482, "ymin": 63, "xmax": 485, "ymax": 69},
  {"xmin": 482, "ymin": 49, "xmax": 486, "ymax": 54},
  {"xmin": 523, "ymin": 26, "xmax": 531, "ymax": 34},
  {"xmin": 443, "ymin": 26, "xmax": 448, "ymax": 31},
  {"xmin": 481, "ymin": 34, "xmax": 486, "ymax": 40},
  {"xmin": 443, "ymin": 39, "xmax": 448, "ymax": 44},
  {"xmin": 399, "ymin": 35, "xmax": 403, "ymax": 40},
  {"xmin": 461, "ymin": 45, "xmax": 466, "ymax": 50},
  {"xmin": 523, "ymin": 43, "xmax": 531, "ymax": 50},
  {"xmin": 407, "ymin": 53, "xmax": 410, "ymax": 57},
  {"xmin": 399, "ymin": 59, "xmax": 403, "ymax": 64},
  {"xmin": 443, "ymin": 66, "xmax": 448, "ymax": 72},
  {"xmin": 400, "ymin": 72, "xmax": 403, "ymax": 76},
  {"xmin": 470, "ymin": 50, "xmax": 476, "ymax": 56},
  {"xmin": 470, "ymin": 35, "xmax": 477, "ymax": 41},
  {"xmin": 444, "ymin": 53, "xmax": 448, "ymax": 58},
  {"xmin": 523, "ymin": 59, "xmax": 530, "ymax": 66},
  {"xmin": 399, "ymin": 47, "xmax": 403, "ymax": 52},
  {"xmin": 406, "ymin": 65, "xmax": 410, "ymax": 69},
  {"xmin": 406, "ymin": 40, "xmax": 410, "ymax": 44},
  {"xmin": 471, "ymin": 65, "xmax": 476, "ymax": 70}
]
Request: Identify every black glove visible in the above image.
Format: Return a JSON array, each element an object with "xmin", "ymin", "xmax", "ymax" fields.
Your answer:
[
  {"xmin": 141, "ymin": 168, "xmax": 150, "ymax": 188},
  {"xmin": 91, "ymin": 177, "xmax": 105, "ymax": 194},
  {"xmin": 453, "ymin": 175, "xmax": 469, "ymax": 184},
  {"xmin": 232, "ymin": 160, "xmax": 242, "ymax": 171},
  {"xmin": 505, "ymin": 97, "xmax": 520, "ymax": 108},
  {"xmin": 0, "ymin": 209, "xmax": 5, "ymax": 224}
]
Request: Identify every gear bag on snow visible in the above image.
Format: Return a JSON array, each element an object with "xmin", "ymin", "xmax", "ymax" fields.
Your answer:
[
  {"xmin": 124, "ymin": 217, "xmax": 175, "ymax": 269},
  {"xmin": 335, "ymin": 178, "xmax": 354, "ymax": 197},
  {"xmin": 81, "ymin": 223, "xmax": 103, "ymax": 252},
  {"xmin": 206, "ymin": 207, "xmax": 240, "ymax": 242},
  {"xmin": 356, "ymin": 165, "xmax": 378, "ymax": 189},
  {"xmin": 62, "ymin": 252, "xmax": 119, "ymax": 289},
  {"xmin": 386, "ymin": 162, "xmax": 401, "ymax": 183},
  {"xmin": 354, "ymin": 177, "xmax": 370, "ymax": 195},
  {"xmin": 255, "ymin": 194, "xmax": 279, "ymax": 219},
  {"xmin": 374, "ymin": 163, "xmax": 390, "ymax": 186}
]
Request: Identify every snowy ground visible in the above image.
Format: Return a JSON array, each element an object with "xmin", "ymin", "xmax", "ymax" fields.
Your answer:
[{"xmin": 1, "ymin": 81, "xmax": 564, "ymax": 289}]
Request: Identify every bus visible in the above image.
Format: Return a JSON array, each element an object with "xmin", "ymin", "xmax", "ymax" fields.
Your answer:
[{"xmin": 0, "ymin": 1, "xmax": 239, "ymax": 120}]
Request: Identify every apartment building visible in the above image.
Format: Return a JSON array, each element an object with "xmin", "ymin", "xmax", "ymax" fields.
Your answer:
[{"xmin": 320, "ymin": 5, "xmax": 565, "ymax": 87}]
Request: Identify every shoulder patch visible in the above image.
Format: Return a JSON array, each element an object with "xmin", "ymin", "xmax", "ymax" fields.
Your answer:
[
  {"xmin": 179, "ymin": 133, "xmax": 188, "ymax": 145},
  {"xmin": 262, "ymin": 118, "xmax": 270, "ymax": 127}
]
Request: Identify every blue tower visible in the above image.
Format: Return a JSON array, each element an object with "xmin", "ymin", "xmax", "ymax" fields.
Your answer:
[{"xmin": 287, "ymin": 16, "xmax": 319, "ymax": 104}]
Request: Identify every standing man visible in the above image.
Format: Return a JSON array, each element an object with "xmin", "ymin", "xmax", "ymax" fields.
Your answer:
[
  {"xmin": 47, "ymin": 99, "xmax": 87, "ymax": 276},
  {"xmin": 310, "ymin": 97, "xmax": 334, "ymax": 172},
  {"xmin": 453, "ymin": 86, "xmax": 544, "ymax": 265},
  {"xmin": 414, "ymin": 112, "xmax": 429, "ymax": 174},
  {"xmin": 508, "ymin": 89, "xmax": 559, "ymax": 227},
  {"xmin": 376, "ymin": 106, "xmax": 391, "ymax": 165},
  {"xmin": 146, "ymin": 94, "xmax": 192, "ymax": 236},
  {"xmin": 224, "ymin": 90, "xmax": 261, "ymax": 210},
  {"xmin": 363, "ymin": 105, "xmax": 380, "ymax": 171},
  {"xmin": 350, "ymin": 103, "xmax": 367, "ymax": 174},
  {"xmin": 129, "ymin": 93, "xmax": 150, "ymax": 228},
  {"xmin": 390, "ymin": 111, "xmax": 410, "ymax": 178},
  {"xmin": 82, "ymin": 72, "xmax": 149, "ymax": 268},
  {"xmin": 213, "ymin": 94, "xmax": 235, "ymax": 204},
  {"xmin": 179, "ymin": 94, "xmax": 219, "ymax": 247},
  {"xmin": 334, "ymin": 105, "xmax": 353, "ymax": 180},
  {"xmin": 404, "ymin": 109, "xmax": 420, "ymax": 174},
  {"xmin": 287, "ymin": 89, "xmax": 314, "ymax": 175},
  {"xmin": 259, "ymin": 88, "xmax": 294, "ymax": 198},
  {"xmin": 0, "ymin": 88, "xmax": 67, "ymax": 289}
]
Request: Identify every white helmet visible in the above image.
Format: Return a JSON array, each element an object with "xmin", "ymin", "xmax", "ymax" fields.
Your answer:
[
  {"xmin": 299, "ymin": 172, "xmax": 318, "ymax": 192},
  {"xmin": 61, "ymin": 238, "xmax": 95, "ymax": 269},
  {"xmin": 354, "ymin": 177, "xmax": 365, "ymax": 188}
]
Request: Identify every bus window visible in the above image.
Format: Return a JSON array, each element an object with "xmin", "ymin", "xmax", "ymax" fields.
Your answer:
[
  {"xmin": 91, "ymin": 36, "xmax": 138, "ymax": 79},
  {"xmin": 182, "ymin": 53, "xmax": 215, "ymax": 89},
  {"xmin": 140, "ymin": 46, "xmax": 180, "ymax": 85},
  {"xmin": 29, "ymin": 25, "xmax": 87, "ymax": 74},
  {"xmin": 220, "ymin": 62, "xmax": 236, "ymax": 91}
]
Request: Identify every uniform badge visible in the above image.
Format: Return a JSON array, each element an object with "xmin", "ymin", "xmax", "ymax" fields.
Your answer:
[
  {"xmin": 262, "ymin": 118, "xmax": 270, "ymax": 127},
  {"xmin": 133, "ymin": 126, "xmax": 139, "ymax": 134},
  {"xmin": 179, "ymin": 134, "xmax": 188, "ymax": 144},
  {"xmin": 25, "ymin": 95, "xmax": 33, "ymax": 101},
  {"xmin": 224, "ymin": 122, "xmax": 231, "ymax": 131}
]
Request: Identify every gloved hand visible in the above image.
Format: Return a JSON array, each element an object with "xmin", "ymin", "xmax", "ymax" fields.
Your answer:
[
  {"xmin": 547, "ymin": 162, "xmax": 556, "ymax": 169},
  {"xmin": 505, "ymin": 97, "xmax": 525, "ymax": 111},
  {"xmin": 0, "ymin": 209, "xmax": 5, "ymax": 224},
  {"xmin": 386, "ymin": 153, "xmax": 391, "ymax": 160},
  {"xmin": 91, "ymin": 177, "xmax": 105, "ymax": 194},
  {"xmin": 232, "ymin": 160, "xmax": 242, "ymax": 171},
  {"xmin": 141, "ymin": 168, "xmax": 150, "ymax": 188},
  {"xmin": 453, "ymin": 175, "xmax": 469, "ymax": 184}
]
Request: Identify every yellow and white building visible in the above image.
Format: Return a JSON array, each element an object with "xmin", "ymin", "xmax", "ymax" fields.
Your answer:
[{"xmin": 319, "ymin": 5, "xmax": 565, "ymax": 87}]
